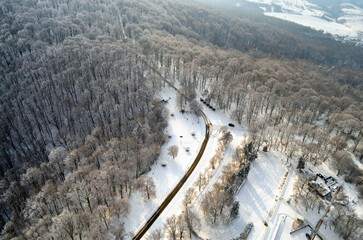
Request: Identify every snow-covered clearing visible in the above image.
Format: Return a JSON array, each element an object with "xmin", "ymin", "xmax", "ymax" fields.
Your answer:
[
  {"xmin": 247, "ymin": 0, "xmax": 325, "ymax": 16},
  {"xmin": 246, "ymin": 0, "xmax": 363, "ymax": 42},
  {"xmin": 192, "ymin": 126, "xmax": 247, "ymax": 239},
  {"xmin": 265, "ymin": 12, "xmax": 359, "ymax": 37},
  {"xmin": 138, "ymin": 92, "xmax": 303, "ymax": 240},
  {"xmin": 124, "ymin": 87, "xmax": 205, "ymax": 237},
  {"xmin": 189, "ymin": 150, "xmax": 289, "ymax": 240},
  {"xmin": 143, "ymin": 99, "xmax": 249, "ymax": 238},
  {"xmin": 126, "ymin": 84, "xmax": 360, "ymax": 240}
]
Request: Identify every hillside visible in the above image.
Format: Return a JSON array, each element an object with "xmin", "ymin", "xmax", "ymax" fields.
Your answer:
[{"xmin": 0, "ymin": 0, "xmax": 362, "ymax": 239}]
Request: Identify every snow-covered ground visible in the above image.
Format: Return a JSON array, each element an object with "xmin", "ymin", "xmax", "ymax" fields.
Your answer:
[
  {"xmin": 192, "ymin": 125, "xmax": 247, "ymax": 239},
  {"xmin": 126, "ymin": 82, "xmax": 361, "ymax": 240},
  {"xmin": 134, "ymin": 88, "xmax": 306, "ymax": 239},
  {"xmin": 143, "ymin": 97, "xmax": 249, "ymax": 238},
  {"xmin": 265, "ymin": 12, "xmax": 358, "ymax": 37},
  {"xmin": 246, "ymin": 0, "xmax": 325, "ymax": 16},
  {"xmin": 307, "ymin": 159, "xmax": 363, "ymax": 216},
  {"xmin": 195, "ymin": 150, "xmax": 289, "ymax": 240},
  {"xmin": 244, "ymin": 0, "xmax": 363, "ymax": 43},
  {"xmin": 268, "ymin": 158, "xmax": 362, "ymax": 240},
  {"xmin": 124, "ymin": 87, "xmax": 205, "ymax": 237}
]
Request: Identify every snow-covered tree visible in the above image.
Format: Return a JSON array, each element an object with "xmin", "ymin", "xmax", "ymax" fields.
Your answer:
[
  {"xmin": 244, "ymin": 142, "xmax": 257, "ymax": 162},
  {"xmin": 230, "ymin": 201, "xmax": 239, "ymax": 220},
  {"xmin": 168, "ymin": 145, "xmax": 179, "ymax": 159},
  {"xmin": 194, "ymin": 173, "xmax": 207, "ymax": 192},
  {"xmin": 182, "ymin": 187, "xmax": 196, "ymax": 209},
  {"xmin": 297, "ymin": 156, "xmax": 306, "ymax": 170},
  {"xmin": 137, "ymin": 176, "xmax": 156, "ymax": 200},
  {"xmin": 164, "ymin": 215, "xmax": 178, "ymax": 240},
  {"xmin": 184, "ymin": 209, "xmax": 201, "ymax": 238},
  {"xmin": 220, "ymin": 131, "xmax": 233, "ymax": 146}
]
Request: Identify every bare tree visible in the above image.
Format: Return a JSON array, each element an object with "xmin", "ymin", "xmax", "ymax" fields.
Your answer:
[
  {"xmin": 334, "ymin": 208, "xmax": 362, "ymax": 240},
  {"xmin": 292, "ymin": 173, "xmax": 312, "ymax": 205},
  {"xmin": 164, "ymin": 215, "xmax": 178, "ymax": 240},
  {"xmin": 176, "ymin": 215, "xmax": 187, "ymax": 240},
  {"xmin": 201, "ymin": 191, "xmax": 219, "ymax": 223},
  {"xmin": 189, "ymin": 100, "xmax": 202, "ymax": 116},
  {"xmin": 182, "ymin": 187, "xmax": 196, "ymax": 209},
  {"xmin": 147, "ymin": 228, "xmax": 164, "ymax": 240},
  {"xmin": 194, "ymin": 173, "xmax": 207, "ymax": 192},
  {"xmin": 168, "ymin": 145, "xmax": 179, "ymax": 159},
  {"xmin": 137, "ymin": 176, "xmax": 156, "ymax": 200},
  {"xmin": 111, "ymin": 224, "xmax": 127, "ymax": 240},
  {"xmin": 332, "ymin": 151, "xmax": 354, "ymax": 176},
  {"xmin": 110, "ymin": 199, "xmax": 131, "ymax": 219},
  {"xmin": 184, "ymin": 209, "xmax": 201, "ymax": 238},
  {"xmin": 48, "ymin": 147, "xmax": 68, "ymax": 181},
  {"xmin": 330, "ymin": 135, "xmax": 348, "ymax": 153}
]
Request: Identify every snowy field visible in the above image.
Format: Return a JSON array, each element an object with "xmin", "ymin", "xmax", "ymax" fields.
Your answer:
[
  {"xmin": 144, "ymin": 95, "xmax": 249, "ymax": 238},
  {"xmin": 126, "ymin": 83, "xmax": 361, "ymax": 240},
  {"xmin": 124, "ymin": 87, "xmax": 205, "ymax": 237},
  {"xmin": 136, "ymin": 87, "xmax": 306, "ymax": 240},
  {"xmin": 192, "ymin": 124, "xmax": 247, "ymax": 239},
  {"xmin": 194, "ymin": 150, "xmax": 289, "ymax": 240},
  {"xmin": 265, "ymin": 12, "xmax": 360, "ymax": 37},
  {"xmin": 245, "ymin": 0, "xmax": 363, "ymax": 42},
  {"xmin": 246, "ymin": 0, "xmax": 325, "ymax": 16}
]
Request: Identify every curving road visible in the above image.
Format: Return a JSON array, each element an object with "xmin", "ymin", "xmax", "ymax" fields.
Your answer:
[{"xmin": 133, "ymin": 65, "xmax": 212, "ymax": 240}]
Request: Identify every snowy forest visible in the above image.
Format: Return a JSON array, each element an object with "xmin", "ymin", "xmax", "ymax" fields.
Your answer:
[{"xmin": 1, "ymin": 0, "xmax": 362, "ymax": 239}]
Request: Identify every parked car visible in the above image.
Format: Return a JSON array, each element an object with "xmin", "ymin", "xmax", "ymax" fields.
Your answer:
[
  {"xmin": 161, "ymin": 162, "xmax": 167, "ymax": 167},
  {"xmin": 228, "ymin": 123, "xmax": 235, "ymax": 127}
]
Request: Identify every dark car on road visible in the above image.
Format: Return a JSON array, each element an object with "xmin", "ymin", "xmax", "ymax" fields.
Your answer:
[{"xmin": 228, "ymin": 123, "xmax": 235, "ymax": 127}]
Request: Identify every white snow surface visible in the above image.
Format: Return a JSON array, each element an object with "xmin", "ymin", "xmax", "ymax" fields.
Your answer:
[
  {"xmin": 265, "ymin": 12, "xmax": 358, "ymax": 37},
  {"xmin": 196, "ymin": 150, "xmax": 289, "ymax": 240},
  {"xmin": 124, "ymin": 84, "xmax": 360, "ymax": 240},
  {"xmin": 143, "ymin": 96, "xmax": 250, "ymax": 239},
  {"xmin": 247, "ymin": 0, "xmax": 324, "ymax": 16},
  {"xmin": 124, "ymin": 87, "xmax": 205, "ymax": 237},
  {"xmin": 247, "ymin": 0, "xmax": 363, "ymax": 42}
]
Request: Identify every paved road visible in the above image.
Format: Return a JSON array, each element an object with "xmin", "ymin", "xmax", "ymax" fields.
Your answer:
[{"xmin": 133, "ymin": 65, "xmax": 212, "ymax": 240}]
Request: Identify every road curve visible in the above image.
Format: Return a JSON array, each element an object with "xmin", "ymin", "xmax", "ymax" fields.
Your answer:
[{"xmin": 133, "ymin": 64, "xmax": 211, "ymax": 240}]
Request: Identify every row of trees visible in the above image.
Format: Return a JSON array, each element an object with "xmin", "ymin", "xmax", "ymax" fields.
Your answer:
[
  {"xmin": 192, "ymin": 129, "xmax": 231, "ymax": 193},
  {"xmin": 200, "ymin": 140, "xmax": 257, "ymax": 225},
  {"xmin": 146, "ymin": 187, "xmax": 201, "ymax": 240}
]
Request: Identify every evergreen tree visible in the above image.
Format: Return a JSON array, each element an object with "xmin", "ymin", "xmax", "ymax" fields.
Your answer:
[
  {"xmin": 297, "ymin": 156, "xmax": 306, "ymax": 170},
  {"xmin": 230, "ymin": 201, "xmax": 239, "ymax": 220},
  {"xmin": 244, "ymin": 142, "xmax": 258, "ymax": 162}
]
